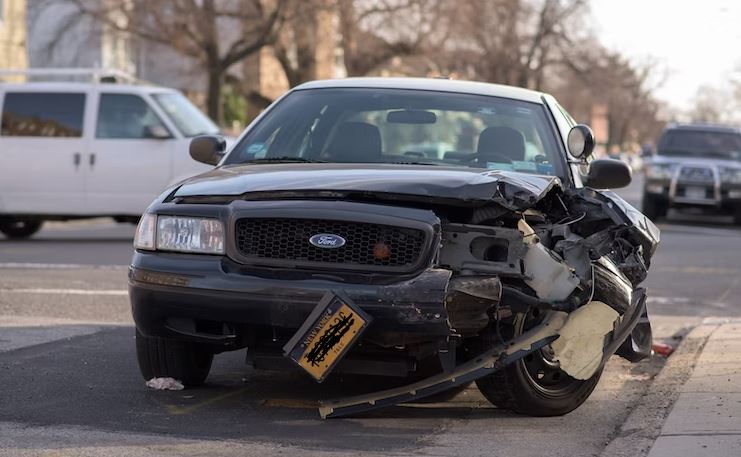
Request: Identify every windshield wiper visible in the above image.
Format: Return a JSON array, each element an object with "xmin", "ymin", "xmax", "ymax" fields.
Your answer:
[
  {"xmin": 245, "ymin": 157, "xmax": 326, "ymax": 164},
  {"xmin": 389, "ymin": 161, "xmax": 441, "ymax": 166}
]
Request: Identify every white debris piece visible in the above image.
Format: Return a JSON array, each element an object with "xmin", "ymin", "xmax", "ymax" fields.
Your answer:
[
  {"xmin": 518, "ymin": 219, "xmax": 580, "ymax": 302},
  {"xmin": 551, "ymin": 300, "xmax": 619, "ymax": 380},
  {"xmin": 145, "ymin": 377, "xmax": 184, "ymax": 390}
]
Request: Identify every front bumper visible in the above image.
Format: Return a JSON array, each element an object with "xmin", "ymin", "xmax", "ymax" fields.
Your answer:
[
  {"xmin": 129, "ymin": 252, "xmax": 452, "ymax": 348},
  {"xmin": 644, "ymin": 168, "xmax": 741, "ymax": 209}
]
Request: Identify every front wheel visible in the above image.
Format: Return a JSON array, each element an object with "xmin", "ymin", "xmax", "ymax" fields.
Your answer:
[
  {"xmin": 0, "ymin": 219, "xmax": 43, "ymax": 239},
  {"xmin": 135, "ymin": 330, "xmax": 214, "ymax": 387},
  {"xmin": 469, "ymin": 309, "xmax": 603, "ymax": 416},
  {"xmin": 641, "ymin": 194, "xmax": 668, "ymax": 222}
]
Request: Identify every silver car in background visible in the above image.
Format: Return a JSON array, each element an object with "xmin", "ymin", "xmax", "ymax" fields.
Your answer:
[{"xmin": 642, "ymin": 124, "xmax": 741, "ymax": 223}]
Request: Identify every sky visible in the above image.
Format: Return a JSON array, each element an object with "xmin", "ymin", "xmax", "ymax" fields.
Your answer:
[{"xmin": 591, "ymin": 0, "xmax": 741, "ymax": 111}]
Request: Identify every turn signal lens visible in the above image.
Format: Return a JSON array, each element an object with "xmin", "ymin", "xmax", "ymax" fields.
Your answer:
[{"xmin": 133, "ymin": 214, "xmax": 157, "ymax": 250}]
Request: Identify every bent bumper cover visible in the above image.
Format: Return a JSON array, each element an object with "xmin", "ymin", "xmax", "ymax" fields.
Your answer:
[{"xmin": 129, "ymin": 252, "xmax": 452, "ymax": 347}]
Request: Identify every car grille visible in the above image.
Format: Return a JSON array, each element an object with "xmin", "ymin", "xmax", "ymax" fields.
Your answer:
[
  {"xmin": 679, "ymin": 166, "xmax": 714, "ymax": 183},
  {"xmin": 234, "ymin": 218, "xmax": 427, "ymax": 271}
]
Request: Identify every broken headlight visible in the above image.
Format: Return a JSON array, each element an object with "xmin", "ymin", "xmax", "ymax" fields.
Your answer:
[
  {"xmin": 644, "ymin": 163, "xmax": 674, "ymax": 180},
  {"xmin": 133, "ymin": 214, "xmax": 225, "ymax": 254},
  {"xmin": 720, "ymin": 167, "xmax": 741, "ymax": 184}
]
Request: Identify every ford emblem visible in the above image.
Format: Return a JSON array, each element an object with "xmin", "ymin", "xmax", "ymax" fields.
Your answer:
[{"xmin": 309, "ymin": 233, "xmax": 346, "ymax": 249}]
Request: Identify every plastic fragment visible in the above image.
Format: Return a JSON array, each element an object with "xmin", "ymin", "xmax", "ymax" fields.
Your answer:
[
  {"xmin": 652, "ymin": 342, "xmax": 675, "ymax": 357},
  {"xmin": 145, "ymin": 377, "xmax": 184, "ymax": 390}
]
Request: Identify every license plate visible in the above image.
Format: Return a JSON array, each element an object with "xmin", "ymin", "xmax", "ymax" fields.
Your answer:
[
  {"xmin": 685, "ymin": 186, "xmax": 707, "ymax": 199},
  {"xmin": 283, "ymin": 291, "xmax": 371, "ymax": 383}
]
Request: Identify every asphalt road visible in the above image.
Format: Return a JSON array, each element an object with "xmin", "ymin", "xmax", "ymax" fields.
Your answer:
[{"xmin": 1, "ymin": 173, "xmax": 741, "ymax": 456}]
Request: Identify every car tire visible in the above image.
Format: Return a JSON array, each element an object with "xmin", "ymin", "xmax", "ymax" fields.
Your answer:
[
  {"xmin": 733, "ymin": 208, "xmax": 741, "ymax": 225},
  {"xmin": 0, "ymin": 219, "xmax": 43, "ymax": 239},
  {"xmin": 135, "ymin": 330, "xmax": 214, "ymax": 387},
  {"xmin": 641, "ymin": 194, "xmax": 668, "ymax": 222},
  {"xmin": 468, "ymin": 309, "xmax": 603, "ymax": 416}
]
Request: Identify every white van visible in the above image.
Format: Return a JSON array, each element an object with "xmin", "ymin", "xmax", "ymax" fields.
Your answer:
[{"xmin": 0, "ymin": 69, "xmax": 218, "ymax": 239}]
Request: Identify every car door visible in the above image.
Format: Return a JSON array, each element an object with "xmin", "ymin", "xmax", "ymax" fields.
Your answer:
[
  {"xmin": 0, "ymin": 91, "xmax": 88, "ymax": 215},
  {"xmin": 86, "ymin": 92, "xmax": 174, "ymax": 215}
]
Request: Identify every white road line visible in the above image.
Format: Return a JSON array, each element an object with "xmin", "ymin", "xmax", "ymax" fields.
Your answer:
[
  {"xmin": 0, "ymin": 263, "xmax": 127, "ymax": 270},
  {"xmin": 0, "ymin": 288, "xmax": 128, "ymax": 296}
]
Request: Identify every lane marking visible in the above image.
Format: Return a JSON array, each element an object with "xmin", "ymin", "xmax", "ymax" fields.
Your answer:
[
  {"xmin": 717, "ymin": 276, "xmax": 741, "ymax": 304},
  {"xmin": 0, "ymin": 288, "xmax": 127, "ymax": 296},
  {"xmin": 0, "ymin": 263, "xmax": 127, "ymax": 270},
  {"xmin": 164, "ymin": 387, "xmax": 253, "ymax": 415}
]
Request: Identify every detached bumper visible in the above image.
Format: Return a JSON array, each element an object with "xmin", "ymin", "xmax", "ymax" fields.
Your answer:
[{"xmin": 129, "ymin": 252, "xmax": 452, "ymax": 347}]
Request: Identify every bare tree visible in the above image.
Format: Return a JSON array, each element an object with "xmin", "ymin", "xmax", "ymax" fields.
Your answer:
[
  {"xmin": 435, "ymin": 0, "xmax": 588, "ymax": 89},
  {"xmin": 52, "ymin": 0, "xmax": 288, "ymax": 123},
  {"xmin": 338, "ymin": 0, "xmax": 438, "ymax": 77}
]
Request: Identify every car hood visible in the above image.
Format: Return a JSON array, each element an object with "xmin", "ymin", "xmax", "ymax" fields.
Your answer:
[{"xmin": 172, "ymin": 163, "xmax": 563, "ymax": 209}]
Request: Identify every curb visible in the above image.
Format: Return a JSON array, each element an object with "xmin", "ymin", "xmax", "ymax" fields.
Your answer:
[{"xmin": 600, "ymin": 323, "xmax": 720, "ymax": 457}]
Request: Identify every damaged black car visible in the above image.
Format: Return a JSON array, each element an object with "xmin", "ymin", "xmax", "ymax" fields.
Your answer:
[{"xmin": 129, "ymin": 78, "xmax": 659, "ymax": 418}]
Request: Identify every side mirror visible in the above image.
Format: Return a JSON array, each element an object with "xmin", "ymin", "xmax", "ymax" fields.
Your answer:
[
  {"xmin": 144, "ymin": 124, "xmax": 172, "ymax": 139},
  {"xmin": 584, "ymin": 159, "xmax": 632, "ymax": 189},
  {"xmin": 567, "ymin": 124, "xmax": 595, "ymax": 159},
  {"xmin": 190, "ymin": 135, "xmax": 226, "ymax": 166}
]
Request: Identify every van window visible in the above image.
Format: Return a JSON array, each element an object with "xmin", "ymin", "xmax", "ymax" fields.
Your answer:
[
  {"xmin": 96, "ymin": 94, "xmax": 169, "ymax": 139},
  {"xmin": 1, "ymin": 92, "xmax": 85, "ymax": 137},
  {"xmin": 151, "ymin": 92, "xmax": 219, "ymax": 137}
]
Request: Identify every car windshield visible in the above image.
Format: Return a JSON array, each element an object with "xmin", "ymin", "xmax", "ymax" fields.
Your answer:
[
  {"xmin": 658, "ymin": 130, "xmax": 741, "ymax": 161},
  {"xmin": 225, "ymin": 88, "xmax": 563, "ymax": 176},
  {"xmin": 151, "ymin": 92, "xmax": 220, "ymax": 137}
]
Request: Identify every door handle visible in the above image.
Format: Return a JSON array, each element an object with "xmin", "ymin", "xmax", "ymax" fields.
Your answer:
[
  {"xmin": 73, "ymin": 152, "xmax": 81, "ymax": 168},
  {"xmin": 89, "ymin": 153, "xmax": 96, "ymax": 167}
]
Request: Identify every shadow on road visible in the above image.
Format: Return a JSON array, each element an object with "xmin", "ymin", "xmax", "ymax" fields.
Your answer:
[{"xmin": 0, "ymin": 326, "xmax": 657, "ymax": 452}]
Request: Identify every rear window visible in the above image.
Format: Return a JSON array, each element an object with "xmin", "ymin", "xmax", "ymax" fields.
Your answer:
[
  {"xmin": 1, "ymin": 92, "xmax": 86, "ymax": 138},
  {"xmin": 658, "ymin": 129, "xmax": 741, "ymax": 161}
]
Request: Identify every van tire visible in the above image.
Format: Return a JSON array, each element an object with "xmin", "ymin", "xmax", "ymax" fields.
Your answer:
[
  {"xmin": 135, "ymin": 330, "xmax": 213, "ymax": 387},
  {"xmin": 0, "ymin": 219, "xmax": 43, "ymax": 239}
]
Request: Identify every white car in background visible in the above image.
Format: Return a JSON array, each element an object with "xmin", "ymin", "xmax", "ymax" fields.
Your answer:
[{"xmin": 0, "ymin": 69, "xmax": 221, "ymax": 239}]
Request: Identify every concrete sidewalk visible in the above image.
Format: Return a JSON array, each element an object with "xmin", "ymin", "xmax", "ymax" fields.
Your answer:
[{"xmin": 648, "ymin": 320, "xmax": 741, "ymax": 456}]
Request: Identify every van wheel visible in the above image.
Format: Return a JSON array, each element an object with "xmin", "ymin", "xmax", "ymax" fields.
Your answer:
[
  {"xmin": 135, "ymin": 330, "xmax": 213, "ymax": 387},
  {"xmin": 0, "ymin": 219, "xmax": 43, "ymax": 239},
  {"xmin": 468, "ymin": 309, "xmax": 602, "ymax": 416}
]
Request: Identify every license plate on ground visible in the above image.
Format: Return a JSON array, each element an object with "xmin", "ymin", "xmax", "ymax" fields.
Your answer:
[
  {"xmin": 283, "ymin": 291, "xmax": 371, "ymax": 383},
  {"xmin": 685, "ymin": 186, "xmax": 707, "ymax": 199}
]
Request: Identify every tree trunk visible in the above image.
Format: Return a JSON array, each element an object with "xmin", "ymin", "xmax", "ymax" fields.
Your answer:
[{"xmin": 207, "ymin": 68, "xmax": 223, "ymax": 124}]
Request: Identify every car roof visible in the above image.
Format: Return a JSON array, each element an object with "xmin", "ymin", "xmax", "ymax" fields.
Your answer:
[
  {"xmin": 0, "ymin": 81, "xmax": 180, "ymax": 94},
  {"xmin": 293, "ymin": 77, "xmax": 547, "ymax": 104},
  {"xmin": 664, "ymin": 123, "xmax": 741, "ymax": 134}
]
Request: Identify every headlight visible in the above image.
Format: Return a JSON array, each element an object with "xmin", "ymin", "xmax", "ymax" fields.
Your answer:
[
  {"xmin": 134, "ymin": 214, "xmax": 157, "ymax": 250},
  {"xmin": 720, "ymin": 167, "xmax": 741, "ymax": 184},
  {"xmin": 156, "ymin": 216, "xmax": 225, "ymax": 254},
  {"xmin": 645, "ymin": 163, "xmax": 674, "ymax": 180}
]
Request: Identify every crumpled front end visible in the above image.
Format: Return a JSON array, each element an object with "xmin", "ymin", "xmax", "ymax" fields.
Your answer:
[{"xmin": 321, "ymin": 178, "xmax": 658, "ymax": 417}]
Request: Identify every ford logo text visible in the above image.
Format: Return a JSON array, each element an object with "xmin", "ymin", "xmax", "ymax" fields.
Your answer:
[{"xmin": 309, "ymin": 233, "xmax": 346, "ymax": 249}]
